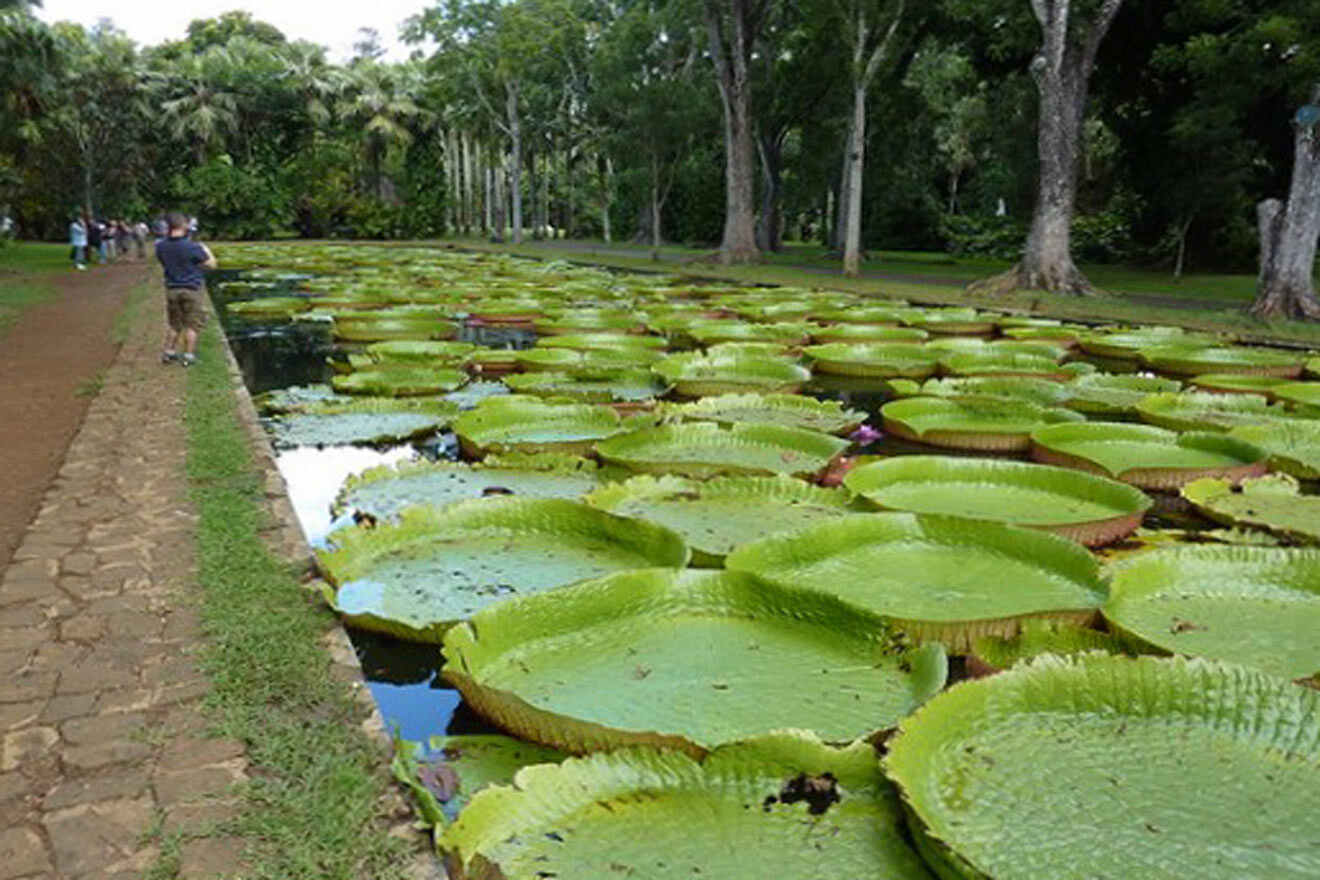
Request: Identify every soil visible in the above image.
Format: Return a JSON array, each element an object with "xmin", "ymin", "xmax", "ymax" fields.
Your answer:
[{"xmin": 0, "ymin": 262, "xmax": 147, "ymax": 569}]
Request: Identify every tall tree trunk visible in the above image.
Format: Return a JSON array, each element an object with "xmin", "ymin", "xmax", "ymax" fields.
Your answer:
[
  {"xmin": 970, "ymin": 0, "xmax": 1123, "ymax": 297},
  {"xmin": 529, "ymin": 148, "xmax": 542, "ymax": 240},
  {"xmin": 704, "ymin": 0, "xmax": 763, "ymax": 264},
  {"xmin": 601, "ymin": 155, "xmax": 614, "ymax": 243},
  {"xmin": 650, "ymin": 154, "xmax": 663, "ymax": 261},
  {"xmin": 842, "ymin": 84, "xmax": 868, "ymax": 277},
  {"xmin": 756, "ymin": 132, "xmax": 783, "ymax": 252},
  {"xmin": 1251, "ymin": 91, "xmax": 1320, "ymax": 320},
  {"xmin": 833, "ymin": 133, "xmax": 850, "ymax": 252},
  {"xmin": 506, "ymin": 80, "xmax": 523, "ymax": 244}
]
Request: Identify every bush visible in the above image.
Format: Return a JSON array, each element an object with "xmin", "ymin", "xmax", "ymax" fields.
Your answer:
[
  {"xmin": 940, "ymin": 207, "xmax": 1137, "ymax": 264},
  {"xmin": 173, "ymin": 156, "xmax": 291, "ymax": 239}
]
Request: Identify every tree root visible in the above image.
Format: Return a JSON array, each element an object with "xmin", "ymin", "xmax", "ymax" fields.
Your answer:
[
  {"xmin": 966, "ymin": 262, "xmax": 1095, "ymax": 298},
  {"xmin": 1248, "ymin": 285, "xmax": 1320, "ymax": 321}
]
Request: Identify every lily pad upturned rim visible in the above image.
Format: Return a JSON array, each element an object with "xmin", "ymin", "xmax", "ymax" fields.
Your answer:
[
  {"xmin": 657, "ymin": 392, "xmax": 866, "ymax": 435},
  {"xmin": 725, "ymin": 511, "xmax": 1104, "ymax": 651},
  {"xmin": 801, "ymin": 342, "xmax": 941, "ymax": 379},
  {"xmin": 651, "ymin": 352, "xmax": 812, "ymax": 396},
  {"xmin": 1134, "ymin": 390, "xmax": 1288, "ymax": 432},
  {"xmin": 843, "ymin": 455, "xmax": 1151, "ymax": 546},
  {"xmin": 1030, "ymin": 421, "xmax": 1269, "ymax": 489},
  {"xmin": 595, "ymin": 421, "xmax": 849, "ymax": 479},
  {"xmin": 1102, "ymin": 541, "xmax": 1320, "ymax": 679},
  {"xmin": 442, "ymin": 568, "xmax": 948, "ymax": 755},
  {"xmin": 881, "ymin": 395, "xmax": 1084, "ymax": 452},
  {"xmin": 585, "ymin": 473, "xmax": 854, "ymax": 564},
  {"xmin": 1229, "ymin": 421, "xmax": 1320, "ymax": 479},
  {"xmin": 452, "ymin": 397, "xmax": 624, "ymax": 457},
  {"xmin": 441, "ymin": 732, "xmax": 935, "ymax": 880},
  {"xmin": 317, "ymin": 498, "xmax": 690, "ymax": 642},
  {"xmin": 883, "ymin": 653, "xmax": 1320, "ymax": 880}
]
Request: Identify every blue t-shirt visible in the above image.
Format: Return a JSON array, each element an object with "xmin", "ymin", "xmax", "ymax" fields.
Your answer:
[{"xmin": 155, "ymin": 236, "xmax": 209, "ymax": 289}]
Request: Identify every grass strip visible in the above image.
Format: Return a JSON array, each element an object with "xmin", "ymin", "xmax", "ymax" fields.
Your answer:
[{"xmin": 183, "ymin": 321, "xmax": 410, "ymax": 879}]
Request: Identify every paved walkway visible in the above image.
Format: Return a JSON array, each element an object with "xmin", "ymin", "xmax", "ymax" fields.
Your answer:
[{"xmin": 1, "ymin": 275, "xmax": 247, "ymax": 878}]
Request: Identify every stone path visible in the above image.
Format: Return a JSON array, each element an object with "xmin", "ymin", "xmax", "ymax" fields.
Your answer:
[{"xmin": 0, "ymin": 274, "xmax": 248, "ymax": 879}]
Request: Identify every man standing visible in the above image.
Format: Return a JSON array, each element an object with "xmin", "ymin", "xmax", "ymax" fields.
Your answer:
[
  {"xmin": 155, "ymin": 211, "xmax": 217, "ymax": 367},
  {"xmin": 69, "ymin": 214, "xmax": 87, "ymax": 270}
]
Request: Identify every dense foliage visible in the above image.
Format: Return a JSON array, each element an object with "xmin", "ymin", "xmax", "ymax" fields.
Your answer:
[{"xmin": 0, "ymin": 2, "xmax": 1316, "ymax": 275}]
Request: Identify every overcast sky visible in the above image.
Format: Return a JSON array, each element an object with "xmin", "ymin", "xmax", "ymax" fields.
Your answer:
[{"xmin": 37, "ymin": 0, "xmax": 430, "ymax": 62}]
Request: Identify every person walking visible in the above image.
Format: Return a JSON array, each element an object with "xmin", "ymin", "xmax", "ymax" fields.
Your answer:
[
  {"xmin": 156, "ymin": 211, "xmax": 217, "ymax": 367},
  {"xmin": 87, "ymin": 218, "xmax": 104, "ymax": 265},
  {"xmin": 115, "ymin": 220, "xmax": 132, "ymax": 261},
  {"xmin": 69, "ymin": 214, "xmax": 87, "ymax": 270},
  {"xmin": 133, "ymin": 220, "xmax": 148, "ymax": 259}
]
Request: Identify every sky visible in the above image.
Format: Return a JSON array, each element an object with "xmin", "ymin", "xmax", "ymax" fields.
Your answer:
[{"xmin": 36, "ymin": 0, "xmax": 430, "ymax": 62}]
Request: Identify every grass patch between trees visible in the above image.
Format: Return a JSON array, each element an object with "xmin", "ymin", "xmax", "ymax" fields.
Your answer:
[{"xmin": 178, "ymin": 321, "xmax": 410, "ymax": 879}]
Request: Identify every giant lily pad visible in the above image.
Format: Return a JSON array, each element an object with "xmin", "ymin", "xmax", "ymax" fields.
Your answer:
[
  {"xmin": 919, "ymin": 376, "xmax": 1072, "ymax": 406},
  {"xmin": 503, "ymin": 369, "xmax": 667, "ymax": 403},
  {"xmin": 1135, "ymin": 390, "xmax": 1293, "ymax": 432},
  {"xmin": 844, "ymin": 456, "xmax": 1151, "ymax": 546},
  {"xmin": 1140, "ymin": 343, "xmax": 1305, "ymax": 377},
  {"xmin": 686, "ymin": 319, "xmax": 813, "ymax": 346},
  {"xmin": 1061, "ymin": 373, "xmax": 1182, "ymax": 416},
  {"xmin": 586, "ymin": 475, "xmax": 854, "ymax": 565},
  {"xmin": 365, "ymin": 340, "xmax": 477, "ymax": 365},
  {"xmin": 332, "ymin": 367, "xmax": 468, "ymax": 397},
  {"xmin": 1269, "ymin": 381, "xmax": 1320, "ymax": 414},
  {"xmin": 440, "ymin": 733, "xmax": 937, "ymax": 880},
  {"xmin": 443, "ymin": 569, "xmax": 947, "ymax": 753},
  {"xmin": 967, "ymin": 619, "xmax": 1126, "ymax": 676},
  {"xmin": 1030, "ymin": 422, "xmax": 1268, "ymax": 489},
  {"xmin": 334, "ymin": 453, "xmax": 603, "ymax": 521},
  {"xmin": 651, "ymin": 353, "xmax": 811, "ymax": 397},
  {"xmin": 1182, "ymin": 474, "xmax": 1320, "ymax": 545},
  {"xmin": 226, "ymin": 296, "xmax": 311, "ymax": 319},
  {"xmin": 1189, "ymin": 373, "xmax": 1291, "ymax": 397},
  {"xmin": 267, "ymin": 404, "xmax": 454, "ymax": 449},
  {"xmin": 881, "ymin": 396, "xmax": 1083, "ymax": 452},
  {"xmin": 810, "ymin": 324, "xmax": 928, "ymax": 344},
  {"xmin": 884, "ymin": 653, "xmax": 1320, "ymax": 880},
  {"xmin": 515, "ymin": 347, "xmax": 661, "ymax": 373},
  {"xmin": 726, "ymin": 513, "xmax": 1105, "ymax": 651},
  {"xmin": 332, "ymin": 314, "xmax": 458, "ymax": 342},
  {"xmin": 1078, "ymin": 326, "xmax": 1207, "ymax": 359},
  {"xmin": 535, "ymin": 332, "xmax": 667, "ymax": 352},
  {"xmin": 1103, "ymin": 543, "xmax": 1320, "ymax": 679},
  {"xmin": 316, "ymin": 498, "xmax": 689, "ymax": 642},
  {"xmin": 658, "ymin": 392, "xmax": 865, "ymax": 435},
  {"xmin": 453, "ymin": 397, "xmax": 624, "ymax": 456},
  {"xmin": 596, "ymin": 422, "xmax": 848, "ymax": 479},
  {"xmin": 1229, "ymin": 420, "xmax": 1320, "ymax": 478},
  {"xmin": 802, "ymin": 343, "xmax": 941, "ymax": 379},
  {"xmin": 908, "ymin": 307, "xmax": 995, "ymax": 334},
  {"xmin": 939, "ymin": 352, "xmax": 1071, "ymax": 380}
]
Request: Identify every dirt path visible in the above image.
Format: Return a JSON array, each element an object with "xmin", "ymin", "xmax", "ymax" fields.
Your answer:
[{"xmin": 0, "ymin": 264, "xmax": 145, "ymax": 570}]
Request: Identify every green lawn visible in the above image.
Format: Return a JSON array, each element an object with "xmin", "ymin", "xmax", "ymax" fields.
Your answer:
[{"xmin": 0, "ymin": 242, "xmax": 69, "ymax": 335}]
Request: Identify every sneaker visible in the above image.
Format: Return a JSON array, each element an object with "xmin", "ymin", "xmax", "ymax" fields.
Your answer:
[
  {"xmin": 161, "ymin": 351, "xmax": 178, "ymax": 364},
  {"xmin": 179, "ymin": 354, "xmax": 197, "ymax": 367}
]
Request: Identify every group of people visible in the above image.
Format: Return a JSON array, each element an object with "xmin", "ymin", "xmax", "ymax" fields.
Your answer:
[{"xmin": 68, "ymin": 213, "xmax": 198, "ymax": 270}]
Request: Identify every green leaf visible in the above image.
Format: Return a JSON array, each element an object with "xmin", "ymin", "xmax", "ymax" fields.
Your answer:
[
  {"xmin": 968, "ymin": 619, "xmax": 1127, "ymax": 675},
  {"xmin": 651, "ymin": 352, "xmax": 811, "ymax": 397},
  {"xmin": 881, "ymin": 395, "xmax": 1083, "ymax": 452},
  {"xmin": 844, "ymin": 456, "xmax": 1150, "ymax": 546},
  {"xmin": 1182, "ymin": 474, "xmax": 1320, "ymax": 545},
  {"xmin": 1140, "ymin": 343, "xmax": 1305, "ymax": 378},
  {"xmin": 1229, "ymin": 420, "xmax": 1320, "ymax": 479},
  {"xmin": 596, "ymin": 421, "xmax": 849, "ymax": 479},
  {"xmin": 885, "ymin": 654, "xmax": 1320, "ymax": 880},
  {"xmin": 1136, "ymin": 390, "xmax": 1295, "ymax": 432},
  {"xmin": 443, "ymin": 568, "xmax": 946, "ymax": 753},
  {"xmin": 1062, "ymin": 373, "xmax": 1182, "ymax": 416},
  {"xmin": 802, "ymin": 342, "xmax": 941, "ymax": 379},
  {"xmin": 440, "ymin": 733, "xmax": 936, "ymax": 879},
  {"xmin": 726, "ymin": 513, "xmax": 1105, "ymax": 652},
  {"xmin": 316, "ymin": 498, "xmax": 689, "ymax": 642},
  {"xmin": 453, "ymin": 396, "xmax": 625, "ymax": 456},
  {"xmin": 332, "ymin": 367, "xmax": 468, "ymax": 397},
  {"xmin": 657, "ymin": 392, "xmax": 866, "ymax": 435},
  {"xmin": 585, "ymin": 474, "xmax": 854, "ymax": 565}
]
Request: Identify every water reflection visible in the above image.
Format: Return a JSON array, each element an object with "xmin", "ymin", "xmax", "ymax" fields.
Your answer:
[{"xmin": 275, "ymin": 444, "xmax": 416, "ymax": 546}]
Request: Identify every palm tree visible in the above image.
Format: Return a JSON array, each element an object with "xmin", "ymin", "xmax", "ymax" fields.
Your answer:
[
  {"xmin": 157, "ymin": 47, "xmax": 240, "ymax": 164},
  {"xmin": 338, "ymin": 62, "xmax": 430, "ymax": 200}
]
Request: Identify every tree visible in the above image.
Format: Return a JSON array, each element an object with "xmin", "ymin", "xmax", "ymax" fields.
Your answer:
[
  {"xmin": 834, "ymin": 0, "xmax": 907, "ymax": 276},
  {"xmin": 338, "ymin": 62, "xmax": 428, "ymax": 201},
  {"xmin": 155, "ymin": 46, "xmax": 240, "ymax": 164},
  {"xmin": 954, "ymin": 0, "xmax": 1124, "ymax": 295},
  {"xmin": 704, "ymin": 0, "xmax": 772, "ymax": 263},
  {"xmin": 1252, "ymin": 90, "xmax": 1320, "ymax": 319}
]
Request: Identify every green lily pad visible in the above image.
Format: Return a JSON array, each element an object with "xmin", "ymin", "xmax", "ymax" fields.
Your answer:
[
  {"xmin": 651, "ymin": 353, "xmax": 811, "ymax": 397},
  {"xmin": 515, "ymin": 347, "xmax": 662, "ymax": 373},
  {"xmin": 686, "ymin": 319, "xmax": 813, "ymax": 346},
  {"xmin": 1136, "ymin": 390, "xmax": 1294, "ymax": 431},
  {"xmin": 316, "ymin": 498, "xmax": 689, "ymax": 642},
  {"xmin": 802, "ymin": 343, "xmax": 941, "ymax": 379},
  {"xmin": 705, "ymin": 341, "xmax": 797, "ymax": 359},
  {"xmin": 586, "ymin": 475, "xmax": 854, "ymax": 565},
  {"xmin": 726, "ymin": 513, "xmax": 1105, "ymax": 651},
  {"xmin": 1140, "ymin": 343, "xmax": 1305, "ymax": 377},
  {"xmin": 503, "ymin": 369, "xmax": 668, "ymax": 403},
  {"xmin": 226, "ymin": 296, "xmax": 311, "ymax": 319},
  {"xmin": 1103, "ymin": 542, "xmax": 1320, "ymax": 679},
  {"xmin": 909, "ymin": 307, "xmax": 996, "ymax": 334},
  {"xmin": 254, "ymin": 384, "xmax": 349, "ymax": 414},
  {"xmin": 334, "ymin": 453, "xmax": 603, "ymax": 520},
  {"xmin": 268, "ymin": 409, "xmax": 450, "ymax": 449},
  {"xmin": 884, "ymin": 653, "xmax": 1320, "ymax": 880},
  {"xmin": 844, "ymin": 456, "xmax": 1151, "ymax": 546},
  {"xmin": 443, "ymin": 569, "xmax": 947, "ymax": 753},
  {"xmin": 1270, "ymin": 381, "xmax": 1320, "ymax": 414},
  {"xmin": 967, "ymin": 619, "xmax": 1126, "ymax": 676},
  {"xmin": 440, "ymin": 733, "xmax": 936, "ymax": 880},
  {"xmin": 332, "ymin": 367, "xmax": 468, "ymax": 397},
  {"xmin": 810, "ymin": 324, "xmax": 928, "ymax": 344},
  {"xmin": 1078, "ymin": 326, "xmax": 1209, "ymax": 359},
  {"xmin": 1182, "ymin": 474, "xmax": 1320, "ymax": 545},
  {"xmin": 657, "ymin": 393, "xmax": 865, "ymax": 435},
  {"xmin": 534, "ymin": 313, "xmax": 641, "ymax": 335},
  {"xmin": 365, "ymin": 340, "xmax": 478, "ymax": 364},
  {"xmin": 442, "ymin": 380, "xmax": 509, "ymax": 410},
  {"xmin": 939, "ymin": 352, "xmax": 1071, "ymax": 380},
  {"xmin": 1229, "ymin": 420, "xmax": 1320, "ymax": 478},
  {"xmin": 919, "ymin": 376, "xmax": 1073, "ymax": 406},
  {"xmin": 596, "ymin": 422, "xmax": 849, "ymax": 479},
  {"xmin": 881, "ymin": 395, "xmax": 1084, "ymax": 452},
  {"xmin": 1189, "ymin": 373, "xmax": 1291, "ymax": 396},
  {"xmin": 1000, "ymin": 325, "xmax": 1082, "ymax": 346},
  {"xmin": 332, "ymin": 315, "xmax": 458, "ymax": 342},
  {"xmin": 1031, "ymin": 422, "xmax": 1269, "ymax": 489},
  {"xmin": 453, "ymin": 397, "xmax": 624, "ymax": 457},
  {"xmin": 392, "ymin": 735, "xmax": 567, "ymax": 830},
  {"xmin": 535, "ymin": 332, "xmax": 667, "ymax": 352},
  {"xmin": 811, "ymin": 304, "xmax": 922, "ymax": 324},
  {"xmin": 1062, "ymin": 372, "xmax": 1183, "ymax": 416}
]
